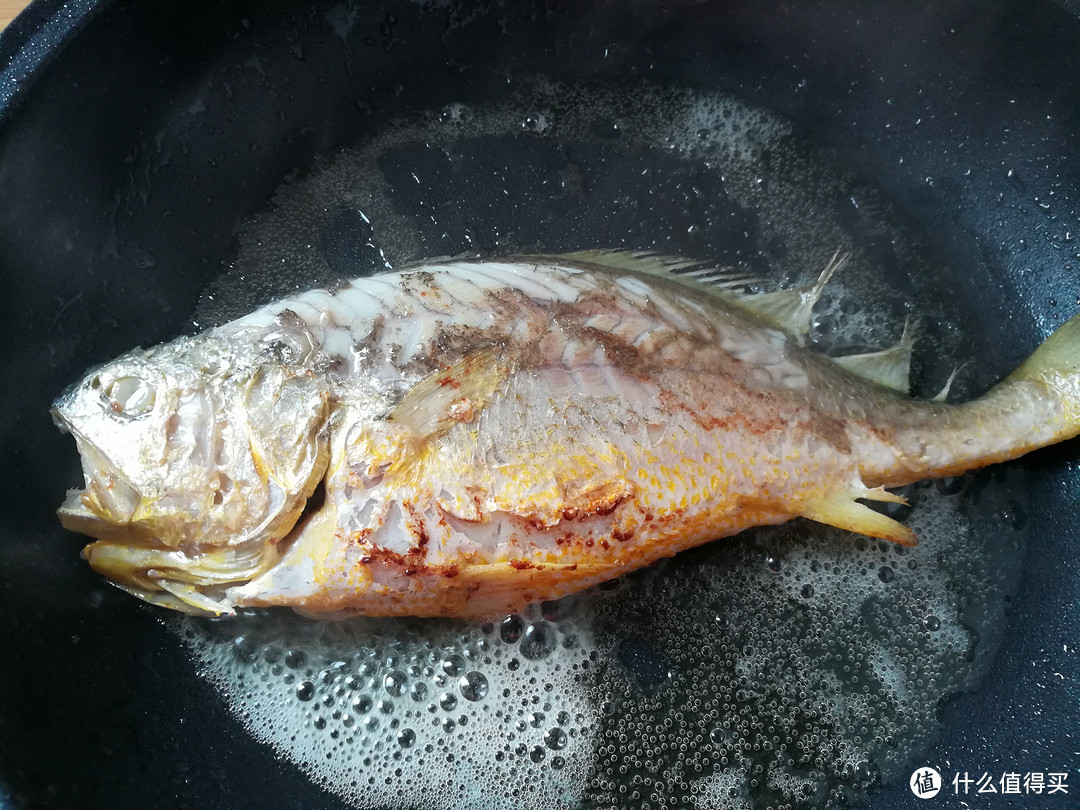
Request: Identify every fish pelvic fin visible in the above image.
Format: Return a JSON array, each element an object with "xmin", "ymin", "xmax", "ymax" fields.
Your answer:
[{"xmin": 796, "ymin": 480, "xmax": 917, "ymax": 546}]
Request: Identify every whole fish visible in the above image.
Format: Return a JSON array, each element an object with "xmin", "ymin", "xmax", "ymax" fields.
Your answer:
[{"xmin": 52, "ymin": 252, "xmax": 1080, "ymax": 617}]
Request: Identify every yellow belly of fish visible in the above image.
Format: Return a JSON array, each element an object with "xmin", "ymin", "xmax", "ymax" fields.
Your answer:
[
  {"xmin": 235, "ymin": 492, "xmax": 795, "ymax": 619},
  {"xmin": 225, "ymin": 261, "xmax": 1080, "ymax": 619},
  {"xmin": 231, "ymin": 390, "xmax": 855, "ymax": 618}
]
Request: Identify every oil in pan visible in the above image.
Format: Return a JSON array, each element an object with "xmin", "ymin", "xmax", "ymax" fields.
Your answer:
[{"xmin": 175, "ymin": 79, "xmax": 1027, "ymax": 809}]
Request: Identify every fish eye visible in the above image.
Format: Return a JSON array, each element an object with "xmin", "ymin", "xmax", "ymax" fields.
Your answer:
[{"xmin": 103, "ymin": 375, "xmax": 156, "ymax": 417}]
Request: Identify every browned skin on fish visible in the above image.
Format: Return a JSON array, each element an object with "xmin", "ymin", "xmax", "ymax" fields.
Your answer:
[
  {"xmin": 52, "ymin": 257, "xmax": 1080, "ymax": 616},
  {"xmin": 229, "ymin": 263, "xmax": 1080, "ymax": 618}
]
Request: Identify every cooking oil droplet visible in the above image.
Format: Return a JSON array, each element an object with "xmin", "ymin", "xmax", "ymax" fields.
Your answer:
[
  {"xmin": 499, "ymin": 614, "xmax": 523, "ymax": 643},
  {"xmin": 441, "ymin": 654, "xmax": 466, "ymax": 677},
  {"xmin": 384, "ymin": 670, "xmax": 407, "ymax": 697},
  {"xmin": 520, "ymin": 622, "xmax": 556, "ymax": 660},
  {"xmin": 544, "ymin": 727, "xmax": 568, "ymax": 750},
  {"xmin": 458, "ymin": 671, "xmax": 488, "ymax": 701}
]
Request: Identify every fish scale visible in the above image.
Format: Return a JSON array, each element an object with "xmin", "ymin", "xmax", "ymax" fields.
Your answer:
[{"xmin": 51, "ymin": 253, "xmax": 1080, "ymax": 616}]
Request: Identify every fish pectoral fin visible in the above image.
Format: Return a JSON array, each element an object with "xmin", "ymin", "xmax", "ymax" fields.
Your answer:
[
  {"xmin": 732, "ymin": 250, "xmax": 847, "ymax": 337},
  {"xmin": 559, "ymin": 472, "xmax": 636, "ymax": 519},
  {"xmin": 833, "ymin": 317, "xmax": 917, "ymax": 394},
  {"xmin": 390, "ymin": 347, "xmax": 509, "ymax": 444},
  {"xmin": 796, "ymin": 483, "xmax": 917, "ymax": 546}
]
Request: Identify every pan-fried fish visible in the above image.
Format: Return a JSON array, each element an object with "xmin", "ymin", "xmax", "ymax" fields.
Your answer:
[{"xmin": 51, "ymin": 252, "xmax": 1080, "ymax": 616}]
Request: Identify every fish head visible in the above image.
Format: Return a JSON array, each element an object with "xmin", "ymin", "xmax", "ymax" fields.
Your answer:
[{"xmin": 52, "ymin": 316, "xmax": 331, "ymax": 613}]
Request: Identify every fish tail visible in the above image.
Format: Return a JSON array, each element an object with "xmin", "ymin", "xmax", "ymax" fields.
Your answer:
[
  {"xmin": 1006, "ymin": 312, "xmax": 1080, "ymax": 404},
  {"xmin": 920, "ymin": 313, "xmax": 1080, "ymax": 478},
  {"xmin": 998, "ymin": 312, "xmax": 1080, "ymax": 447}
]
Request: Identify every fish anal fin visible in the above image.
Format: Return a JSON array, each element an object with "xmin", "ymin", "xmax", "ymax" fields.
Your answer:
[
  {"xmin": 797, "ymin": 482, "xmax": 917, "ymax": 546},
  {"xmin": 390, "ymin": 347, "xmax": 508, "ymax": 444},
  {"xmin": 833, "ymin": 317, "xmax": 917, "ymax": 394},
  {"xmin": 732, "ymin": 250, "xmax": 847, "ymax": 336}
]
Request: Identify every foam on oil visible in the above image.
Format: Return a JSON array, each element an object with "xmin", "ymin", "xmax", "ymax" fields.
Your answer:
[{"xmin": 178, "ymin": 78, "xmax": 1027, "ymax": 809}]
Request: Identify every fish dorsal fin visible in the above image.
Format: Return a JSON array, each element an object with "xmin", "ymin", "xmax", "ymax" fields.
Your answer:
[
  {"xmin": 832, "ymin": 317, "xmax": 917, "ymax": 394},
  {"xmin": 730, "ymin": 250, "xmax": 846, "ymax": 336},
  {"xmin": 548, "ymin": 249, "xmax": 845, "ymax": 339},
  {"xmin": 549, "ymin": 250, "xmax": 759, "ymax": 292},
  {"xmin": 389, "ymin": 347, "xmax": 508, "ymax": 445},
  {"xmin": 797, "ymin": 479, "xmax": 917, "ymax": 546}
]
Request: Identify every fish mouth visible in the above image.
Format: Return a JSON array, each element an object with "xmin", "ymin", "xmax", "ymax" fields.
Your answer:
[
  {"xmin": 57, "ymin": 488, "xmax": 265, "ymax": 615},
  {"xmin": 60, "ymin": 482, "xmax": 279, "ymax": 615},
  {"xmin": 52, "ymin": 403, "xmax": 143, "ymax": 527},
  {"xmin": 53, "ymin": 408, "xmax": 275, "ymax": 615},
  {"xmin": 80, "ymin": 538, "xmax": 275, "ymax": 615},
  {"xmin": 63, "ymin": 460, "xmax": 141, "ymax": 528}
]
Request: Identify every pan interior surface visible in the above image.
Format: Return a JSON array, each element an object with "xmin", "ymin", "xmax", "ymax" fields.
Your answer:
[{"xmin": 176, "ymin": 78, "xmax": 1028, "ymax": 809}]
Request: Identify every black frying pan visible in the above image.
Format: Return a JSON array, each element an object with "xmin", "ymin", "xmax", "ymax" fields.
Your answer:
[{"xmin": 1, "ymin": 1, "xmax": 1077, "ymax": 808}]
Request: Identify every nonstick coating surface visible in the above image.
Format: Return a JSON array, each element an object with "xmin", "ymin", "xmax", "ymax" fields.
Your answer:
[{"xmin": 1, "ymin": 1, "xmax": 1077, "ymax": 807}]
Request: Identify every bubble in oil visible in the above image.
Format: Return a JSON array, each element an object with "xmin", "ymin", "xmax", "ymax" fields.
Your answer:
[{"xmin": 177, "ymin": 77, "xmax": 1028, "ymax": 809}]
